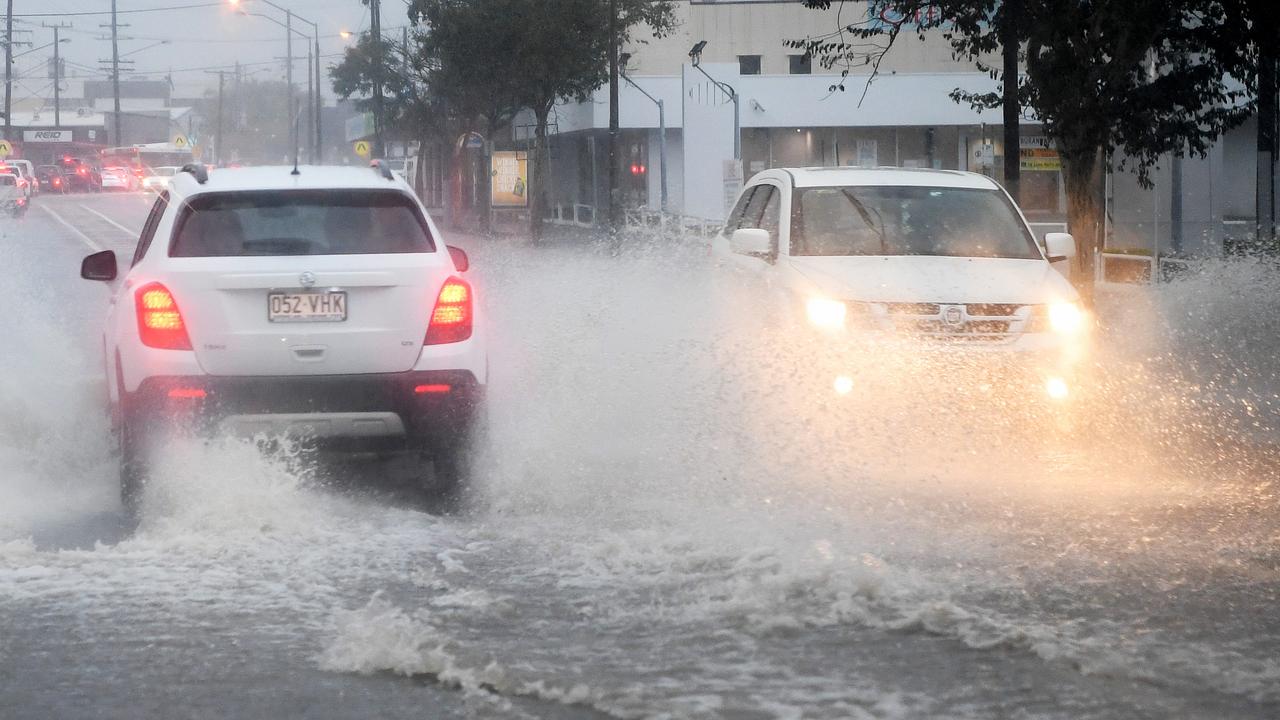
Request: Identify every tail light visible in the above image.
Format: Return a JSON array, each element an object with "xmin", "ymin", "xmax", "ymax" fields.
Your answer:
[
  {"xmin": 424, "ymin": 277, "xmax": 473, "ymax": 345},
  {"xmin": 78, "ymin": 167, "xmax": 87, "ymax": 175},
  {"xmin": 135, "ymin": 282, "xmax": 193, "ymax": 350}
]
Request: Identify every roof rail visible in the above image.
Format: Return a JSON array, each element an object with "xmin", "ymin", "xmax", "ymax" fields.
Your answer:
[
  {"xmin": 370, "ymin": 159, "xmax": 394, "ymax": 181},
  {"xmin": 180, "ymin": 163, "xmax": 208, "ymax": 184}
]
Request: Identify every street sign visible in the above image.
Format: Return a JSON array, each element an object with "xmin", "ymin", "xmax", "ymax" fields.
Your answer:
[
  {"xmin": 353, "ymin": 140, "xmax": 371, "ymax": 158},
  {"xmin": 0, "ymin": 140, "xmax": 11, "ymax": 158},
  {"xmin": 172, "ymin": 135, "xmax": 189, "ymax": 149}
]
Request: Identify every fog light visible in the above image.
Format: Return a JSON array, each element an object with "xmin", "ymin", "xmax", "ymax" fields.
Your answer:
[
  {"xmin": 834, "ymin": 375, "xmax": 854, "ymax": 396},
  {"xmin": 1045, "ymin": 376, "xmax": 1069, "ymax": 400}
]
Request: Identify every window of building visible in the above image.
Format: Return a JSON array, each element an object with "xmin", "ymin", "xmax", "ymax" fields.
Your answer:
[
  {"xmin": 788, "ymin": 54, "xmax": 812, "ymax": 75},
  {"xmin": 738, "ymin": 55, "xmax": 762, "ymax": 75}
]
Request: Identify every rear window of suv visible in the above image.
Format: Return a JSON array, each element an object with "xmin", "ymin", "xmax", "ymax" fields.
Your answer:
[{"xmin": 169, "ymin": 189, "xmax": 435, "ymax": 257}]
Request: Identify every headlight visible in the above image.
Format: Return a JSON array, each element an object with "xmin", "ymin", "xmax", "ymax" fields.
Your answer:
[
  {"xmin": 1048, "ymin": 302, "xmax": 1085, "ymax": 334},
  {"xmin": 806, "ymin": 298, "xmax": 847, "ymax": 330}
]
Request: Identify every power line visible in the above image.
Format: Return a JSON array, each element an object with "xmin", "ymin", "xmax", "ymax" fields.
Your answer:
[{"xmin": 11, "ymin": 2, "xmax": 224, "ymax": 19}]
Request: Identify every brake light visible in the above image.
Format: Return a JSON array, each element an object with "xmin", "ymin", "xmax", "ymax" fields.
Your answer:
[
  {"xmin": 135, "ymin": 282, "xmax": 193, "ymax": 350},
  {"xmin": 78, "ymin": 167, "xmax": 87, "ymax": 175},
  {"xmin": 167, "ymin": 387, "xmax": 207, "ymax": 399},
  {"xmin": 413, "ymin": 384, "xmax": 452, "ymax": 394},
  {"xmin": 424, "ymin": 277, "xmax": 473, "ymax": 345}
]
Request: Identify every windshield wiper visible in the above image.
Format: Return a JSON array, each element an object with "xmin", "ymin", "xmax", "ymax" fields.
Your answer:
[{"xmin": 842, "ymin": 189, "xmax": 888, "ymax": 254}]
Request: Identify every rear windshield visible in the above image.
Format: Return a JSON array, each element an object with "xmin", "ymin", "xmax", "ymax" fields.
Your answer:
[
  {"xmin": 169, "ymin": 190, "xmax": 435, "ymax": 257},
  {"xmin": 0, "ymin": 175, "xmax": 14, "ymax": 186}
]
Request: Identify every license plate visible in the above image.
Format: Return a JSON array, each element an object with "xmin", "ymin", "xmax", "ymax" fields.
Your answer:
[{"xmin": 268, "ymin": 291, "xmax": 347, "ymax": 322}]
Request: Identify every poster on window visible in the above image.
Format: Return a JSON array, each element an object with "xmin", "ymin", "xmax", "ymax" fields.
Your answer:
[{"xmin": 490, "ymin": 151, "xmax": 528, "ymax": 207}]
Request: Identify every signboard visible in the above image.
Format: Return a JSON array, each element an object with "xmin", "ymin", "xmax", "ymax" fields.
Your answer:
[
  {"xmin": 972, "ymin": 143, "xmax": 995, "ymax": 168},
  {"xmin": 1019, "ymin": 136, "xmax": 1060, "ymax": 172},
  {"xmin": 722, "ymin": 159, "xmax": 744, "ymax": 219},
  {"xmin": 490, "ymin": 151, "xmax": 528, "ymax": 207},
  {"xmin": 23, "ymin": 130, "xmax": 71, "ymax": 143},
  {"xmin": 0, "ymin": 140, "xmax": 11, "ymax": 158},
  {"xmin": 353, "ymin": 140, "xmax": 371, "ymax": 158}
]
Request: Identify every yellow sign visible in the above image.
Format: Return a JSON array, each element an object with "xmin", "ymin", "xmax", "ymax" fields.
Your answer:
[
  {"xmin": 490, "ymin": 151, "xmax": 528, "ymax": 207},
  {"xmin": 1019, "ymin": 147, "xmax": 1061, "ymax": 172},
  {"xmin": 354, "ymin": 140, "xmax": 371, "ymax": 158},
  {"xmin": 0, "ymin": 140, "xmax": 11, "ymax": 158},
  {"xmin": 172, "ymin": 135, "xmax": 188, "ymax": 149}
]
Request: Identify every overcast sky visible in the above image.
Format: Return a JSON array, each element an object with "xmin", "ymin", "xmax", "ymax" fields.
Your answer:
[{"xmin": 7, "ymin": 0, "xmax": 412, "ymax": 102}]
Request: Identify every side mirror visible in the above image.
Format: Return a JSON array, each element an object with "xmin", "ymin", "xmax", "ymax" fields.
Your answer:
[
  {"xmin": 80, "ymin": 250, "xmax": 117, "ymax": 281},
  {"xmin": 447, "ymin": 245, "xmax": 469, "ymax": 272},
  {"xmin": 1044, "ymin": 232, "xmax": 1076, "ymax": 263},
  {"xmin": 730, "ymin": 228, "xmax": 773, "ymax": 258}
]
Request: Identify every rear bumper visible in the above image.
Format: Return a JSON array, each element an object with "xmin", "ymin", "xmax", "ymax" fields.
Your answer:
[{"xmin": 126, "ymin": 370, "xmax": 482, "ymax": 447}]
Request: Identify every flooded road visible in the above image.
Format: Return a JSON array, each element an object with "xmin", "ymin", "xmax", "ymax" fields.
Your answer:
[{"xmin": 2, "ymin": 193, "xmax": 1278, "ymax": 718}]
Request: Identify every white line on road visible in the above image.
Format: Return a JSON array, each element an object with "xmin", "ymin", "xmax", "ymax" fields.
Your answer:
[
  {"xmin": 79, "ymin": 204, "xmax": 141, "ymax": 237},
  {"xmin": 39, "ymin": 204, "xmax": 104, "ymax": 253}
]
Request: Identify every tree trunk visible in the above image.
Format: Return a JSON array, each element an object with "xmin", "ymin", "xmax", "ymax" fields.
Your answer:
[
  {"xmin": 415, "ymin": 132, "xmax": 429, "ymax": 205},
  {"xmin": 999, "ymin": 0, "xmax": 1020, "ymax": 204},
  {"xmin": 1063, "ymin": 148, "xmax": 1103, "ymax": 301},
  {"xmin": 530, "ymin": 105, "xmax": 551, "ymax": 242}
]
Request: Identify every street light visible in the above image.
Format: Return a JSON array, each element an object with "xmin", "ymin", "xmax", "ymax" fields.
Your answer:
[
  {"xmin": 618, "ymin": 52, "xmax": 667, "ymax": 213},
  {"xmin": 688, "ymin": 40, "xmax": 739, "ymax": 160},
  {"xmin": 231, "ymin": 0, "xmax": 323, "ymax": 163}
]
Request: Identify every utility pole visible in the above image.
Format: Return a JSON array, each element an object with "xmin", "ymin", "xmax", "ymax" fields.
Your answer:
[
  {"xmin": 43, "ymin": 23, "xmax": 71, "ymax": 128},
  {"xmin": 205, "ymin": 70, "xmax": 225, "ymax": 165},
  {"xmin": 286, "ymin": 9, "xmax": 294, "ymax": 163},
  {"xmin": 306, "ymin": 40, "xmax": 313, "ymax": 163},
  {"xmin": 4, "ymin": 0, "xmax": 13, "ymax": 141},
  {"xmin": 370, "ymin": 0, "xmax": 384, "ymax": 157},
  {"xmin": 110, "ymin": 0, "xmax": 122, "ymax": 145},
  {"xmin": 314, "ymin": 27, "xmax": 321, "ymax": 162},
  {"xmin": 607, "ymin": 0, "xmax": 620, "ymax": 235}
]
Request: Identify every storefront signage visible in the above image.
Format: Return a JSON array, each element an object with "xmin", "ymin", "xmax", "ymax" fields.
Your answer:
[
  {"xmin": 490, "ymin": 151, "xmax": 528, "ymax": 207},
  {"xmin": 23, "ymin": 130, "xmax": 71, "ymax": 143},
  {"xmin": 1019, "ymin": 137, "xmax": 1061, "ymax": 172}
]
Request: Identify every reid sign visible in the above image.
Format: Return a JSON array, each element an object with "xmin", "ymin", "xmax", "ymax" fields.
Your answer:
[{"xmin": 23, "ymin": 130, "xmax": 72, "ymax": 143}]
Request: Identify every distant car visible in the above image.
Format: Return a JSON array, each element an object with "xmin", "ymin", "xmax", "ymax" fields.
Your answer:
[
  {"xmin": 713, "ymin": 166, "xmax": 1090, "ymax": 403},
  {"xmin": 101, "ymin": 166, "xmax": 137, "ymax": 192},
  {"xmin": 36, "ymin": 165, "xmax": 69, "ymax": 194},
  {"xmin": 57, "ymin": 158, "xmax": 101, "ymax": 192},
  {"xmin": 141, "ymin": 166, "xmax": 179, "ymax": 192},
  {"xmin": 0, "ymin": 172, "xmax": 27, "ymax": 216},
  {"xmin": 8, "ymin": 159, "xmax": 38, "ymax": 195},
  {"xmin": 79, "ymin": 163, "xmax": 487, "ymax": 511},
  {"xmin": 0, "ymin": 162, "xmax": 34, "ymax": 198}
]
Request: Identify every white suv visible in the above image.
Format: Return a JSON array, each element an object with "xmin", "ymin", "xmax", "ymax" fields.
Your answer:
[
  {"xmin": 81, "ymin": 164, "xmax": 487, "ymax": 508},
  {"xmin": 714, "ymin": 167, "xmax": 1089, "ymax": 401}
]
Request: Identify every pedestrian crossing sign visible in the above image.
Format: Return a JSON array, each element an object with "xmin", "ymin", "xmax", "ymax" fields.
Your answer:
[
  {"xmin": 173, "ymin": 135, "xmax": 188, "ymax": 149},
  {"xmin": 0, "ymin": 140, "xmax": 11, "ymax": 158},
  {"xmin": 354, "ymin": 141, "xmax": 371, "ymax": 158}
]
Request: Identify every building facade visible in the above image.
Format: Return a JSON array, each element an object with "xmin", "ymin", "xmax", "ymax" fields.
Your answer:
[{"xmin": 505, "ymin": 0, "xmax": 1272, "ymax": 259}]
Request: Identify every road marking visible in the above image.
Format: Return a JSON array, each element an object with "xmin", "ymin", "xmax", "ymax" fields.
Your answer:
[
  {"xmin": 39, "ymin": 203, "xmax": 104, "ymax": 252},
  {"xmin": 79, "ymin": 204, "xmax": 141, "ymax": 237}
]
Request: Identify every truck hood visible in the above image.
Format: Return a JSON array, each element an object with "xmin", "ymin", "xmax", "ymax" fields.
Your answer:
[{"xmin": 787, "ymin": 255, "xmax": 1078, "ymax": 304}]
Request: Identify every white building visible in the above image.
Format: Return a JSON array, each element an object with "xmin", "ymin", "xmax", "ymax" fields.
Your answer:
[{"xmin": 506, "ymin": 0, "xmax": 1271, "ymax": 260}]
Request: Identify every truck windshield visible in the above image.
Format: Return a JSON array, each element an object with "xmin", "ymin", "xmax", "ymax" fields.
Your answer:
[
  {"xmin": 170, "ymin": 189, "xmax": 436, "ymax": 257},
  {"xmin": 791, "ymin": 186, "xmax": 1041, "ymax": 259}
]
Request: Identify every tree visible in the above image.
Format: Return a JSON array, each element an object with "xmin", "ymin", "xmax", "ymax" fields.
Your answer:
[
  {"xmin": 796, "ymin": 0, "xmax": 1257, "ymax": 293},
  {"xmin": 411, "ymin": 0, "xmax": 675, "ymax": 240}
]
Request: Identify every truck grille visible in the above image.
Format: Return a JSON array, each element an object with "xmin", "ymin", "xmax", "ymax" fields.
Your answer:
[{"xmin": 880, "ymin": 302, "xmax": 1031, "ymax": 343}]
